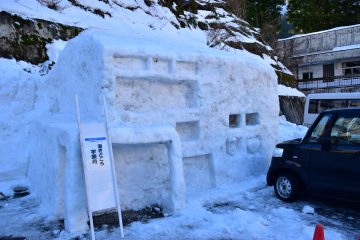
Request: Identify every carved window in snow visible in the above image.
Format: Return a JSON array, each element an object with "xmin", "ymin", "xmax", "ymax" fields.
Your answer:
[
  {"xmin": 229, "ymin": 114, "xmax": 241, "ymax": 128},
  {"xmin": 246, "ymin": 113, "xmax": 260, "ymax": 126}
]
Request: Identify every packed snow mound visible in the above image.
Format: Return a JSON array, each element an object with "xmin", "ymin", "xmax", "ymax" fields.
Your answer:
[
  {"xmin": 0, "ymin": 58, "xmax": 37, "ymax": 178},
  {"xmin": 24, "ymin": 29, "xmax": 279, "ymax": 233},
  {"xmin": 278, "ymin": 84, "xmax": 305, "ymax": 97},
  {"xmin": 278, "ymin": 116, "xmax": 308, "ymax": 142}
]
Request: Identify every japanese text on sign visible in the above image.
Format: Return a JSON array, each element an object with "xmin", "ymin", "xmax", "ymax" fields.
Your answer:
[{"xmin": 81, "ymin": 123, "xmax": 116, "ymax": 212}]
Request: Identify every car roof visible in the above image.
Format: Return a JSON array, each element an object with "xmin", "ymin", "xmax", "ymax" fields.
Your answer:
[{"xmin": 323, "ymin": 107, "xmax": 360, "ymax": 114}]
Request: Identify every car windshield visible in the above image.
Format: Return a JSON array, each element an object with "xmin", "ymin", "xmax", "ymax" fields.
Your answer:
[{"xmin": 309, "ymin": 114, "xmax": 331, "ymax": 143}]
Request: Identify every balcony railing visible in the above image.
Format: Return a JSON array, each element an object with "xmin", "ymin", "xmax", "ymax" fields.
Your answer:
[{"xmin": 297, "ymin": 75, "xmax": 360, "ymax": 90}]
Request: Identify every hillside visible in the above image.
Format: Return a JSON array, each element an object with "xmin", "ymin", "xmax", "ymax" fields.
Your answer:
[{"xmin": 0, "ymin": 0, "xmax": 293, "ymax": 84}]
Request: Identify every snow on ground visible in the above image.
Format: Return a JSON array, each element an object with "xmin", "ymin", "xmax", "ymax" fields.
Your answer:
[
  {"xmin": 2, "ymin": 173, "xmax": 358, "ymax": 240},
  {"xmin": 101, "ymin": 177, "xmax": 344, "ymax": 240}
]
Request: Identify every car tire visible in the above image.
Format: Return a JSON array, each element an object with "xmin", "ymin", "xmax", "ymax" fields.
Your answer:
[{"xmin": 274, "ymin": 172, "xmax": 301, "ymax": 202}]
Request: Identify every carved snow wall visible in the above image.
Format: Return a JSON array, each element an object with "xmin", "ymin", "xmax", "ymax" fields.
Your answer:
[{"xmin": 28, "ymin": 30, "xmax": 279, "ymax": 233}]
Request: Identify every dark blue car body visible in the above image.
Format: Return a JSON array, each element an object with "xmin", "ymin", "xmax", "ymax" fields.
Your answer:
[{"xmin": 267, "ymin": 108, "xmax": 360, "ymax": 202}]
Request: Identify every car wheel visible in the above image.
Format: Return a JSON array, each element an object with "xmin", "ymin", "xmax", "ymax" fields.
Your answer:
[{"xmin": 274, "ymin": 173, "xmax": 301, "ymax": 202}]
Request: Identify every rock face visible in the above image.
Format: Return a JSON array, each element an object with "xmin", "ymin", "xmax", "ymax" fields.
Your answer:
[
  {"xmin": 13, "ymin": 185, "xmax": 29, "ymax": 193},
  {"xmin": 0, "ymin": 192, "xmax": 5, "ymax": 200},
  {"xmin": 279, "ymin": 96, "xmax": 305, "ymax": 125},
  {"xmin": 0, "ymin": 11, "xmax": 82, "ymax": 64},
  {"xmin": 158, "ymin": 0, "xmax": 292, "ymax": 84},
  {"xmin": 13, "ymin": 185, "xmax": 30, "ymax": 198}
]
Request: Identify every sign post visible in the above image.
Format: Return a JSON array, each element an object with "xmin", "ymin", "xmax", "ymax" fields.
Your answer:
[{"xmin": 75, "ymin": 95, "xmax": 124, "ymax": 240}]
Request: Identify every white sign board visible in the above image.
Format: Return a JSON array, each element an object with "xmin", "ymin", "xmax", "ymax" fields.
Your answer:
[
  {"xmin": 76, "ymin": 95, "xmax": 124, "ymax": 240},
  {"xmin": 80, "ymin": 123, "xmax": 116, "ymax": 212}
]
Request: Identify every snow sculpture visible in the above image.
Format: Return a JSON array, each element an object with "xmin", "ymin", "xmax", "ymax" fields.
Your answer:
[{"xmin": 27, "ymin": 30, "xmax": 279, "ymax": 233}]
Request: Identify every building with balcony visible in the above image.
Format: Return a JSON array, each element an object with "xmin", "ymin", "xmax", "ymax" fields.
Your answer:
[{"xmin": 277, "ymin": 24, "xmax": 360, "ymax": 94}]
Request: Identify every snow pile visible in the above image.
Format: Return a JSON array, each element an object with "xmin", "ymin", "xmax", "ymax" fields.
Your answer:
[
  {"xmin": 278, "ymin": 84, "xmax": 305, "ymax": 97},
  {"xmin": 278, "ymin": 116, "xmax": 308, "ymax": 142},
  {"xmin": 46, "ymin": 39, "xmax": 68, "ymax": 63},
  {"xmin": 20, "ymin": 29, "xmax": 279, "ymax": 232},
  {"xmin": 0, "ymin": 38, "xmax": 69, "ymax": 180},
  {"xmin": 0, "ymin": 59, "xmax": 37, "ymax": 180},
  {"xmin": 302, "ymin": 205, "xmax": 315, "ymax": 214}
]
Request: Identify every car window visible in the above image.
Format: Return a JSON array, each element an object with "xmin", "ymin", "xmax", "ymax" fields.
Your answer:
[
  {"xmin": 309, "ymin": 114, "xmax": 331, "ymax": 143},
  {"xmin": 318, "ymin": 99, "xmax": 347, "ymax": 113},
  {"xmin": 348, "ymin": 99, "xmax": 360, "ymax": 107},
  {"xmin": 331, "ymin": 117, "xmax": 360, "ymax": 145}
]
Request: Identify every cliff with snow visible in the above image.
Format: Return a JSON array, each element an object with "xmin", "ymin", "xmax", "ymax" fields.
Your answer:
[{"xmin": 0, "ymin": 0, "xmax": 292, "ymax": 82}]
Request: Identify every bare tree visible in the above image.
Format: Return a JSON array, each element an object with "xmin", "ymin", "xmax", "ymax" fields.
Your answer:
[
  {"xmin": 226, "ymin": 0, "xmax": 246, "ymax": 19},
  {"xmin": 276, "ymin": 38, "xmax": 301, "ymax": 77},
  {"xmin": 207, "ymin": 28, "xmax": 231, "ymax": 50},
  {"xmin": 260, "ymin": 21, "xmax": 278, "ymax": 49}
]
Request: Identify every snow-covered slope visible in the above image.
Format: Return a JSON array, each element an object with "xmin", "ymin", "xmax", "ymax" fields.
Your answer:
[{"xmin": 0, "ymin": 0, "xmax": 291, "ymax": 77}]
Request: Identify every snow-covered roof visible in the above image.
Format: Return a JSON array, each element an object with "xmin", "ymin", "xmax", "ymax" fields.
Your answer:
[
  {"xmin": 279, "ymin": 23, "xmax": 360, "ymax": 41},
  {"xmin": 290, "ymin": 44, "xmax": 360, "ymax": 58}
]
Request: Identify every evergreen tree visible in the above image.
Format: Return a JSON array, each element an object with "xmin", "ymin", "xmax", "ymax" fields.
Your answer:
[
  {"xmin": 278, "ymin": 14, "xmax": 294, "ymax": 39},
  {"xmin": 287, "ymin": 0, "xmax": 360, "ymax": 33},
  {"xmin": 241, "ymin": 0, "xmax": 286, "ymax": 47},
  {"xmin": 245, "ymin": 0, "xmax": 286, "ymax": 29}
]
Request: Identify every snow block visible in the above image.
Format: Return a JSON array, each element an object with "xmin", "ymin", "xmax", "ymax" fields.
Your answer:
[
  {"xmin": 28, "ymin": 30, "xmax": 279, "ymax": 234},
  {"xmin": 27, "ymin": 122, "xmax": 88, "ymax": 233}
]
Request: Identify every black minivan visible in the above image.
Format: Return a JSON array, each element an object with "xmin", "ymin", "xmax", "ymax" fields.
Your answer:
[{"xmin": 267, "ymin": 108, "xmax": 360, "ymax": 202}]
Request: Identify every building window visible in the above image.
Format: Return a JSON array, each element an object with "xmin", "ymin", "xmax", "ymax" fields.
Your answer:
[
  {"xmin": 308, "ymin": 99, "xmax": 360, "ymax": 114},
  {"xmin": 309, "ymin": 99, "xmax": 318, "ymax": 113},
  {"xmin": 323, "ymin": 64, "xmax": 334, "ymax": 82},
  {"xmin": 342, "ymin": 61, "xmax": 360, "ymax": 75},
  {"xmin": 302, "ymin": 72, "xmax": 313, "ymax": 80}
]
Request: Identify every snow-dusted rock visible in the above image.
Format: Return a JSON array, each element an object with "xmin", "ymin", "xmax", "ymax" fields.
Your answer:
[
  {"xmin": 13, "ymin": 185, "xmax": 29, "ymax": 193},
  {"xmin": 0, "ymin": 192, "xmax": 5, "ymax": 201},
  {"xmin": 302, "ymin": 205, "xmax": 315, "ymax": 214}
]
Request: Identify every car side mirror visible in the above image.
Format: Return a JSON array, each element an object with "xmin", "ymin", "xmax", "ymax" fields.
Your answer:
[{"xmin": 320, "ymin": 137, "xmax": 332, "ymax": 151}]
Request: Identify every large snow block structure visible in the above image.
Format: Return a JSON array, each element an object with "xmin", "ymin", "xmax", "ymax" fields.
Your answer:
[{"xmin": 29, "ymin": 30, "xmax": 279, "ymax": 233}]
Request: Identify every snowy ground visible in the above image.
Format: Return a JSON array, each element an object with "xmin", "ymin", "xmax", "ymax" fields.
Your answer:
[
  {"xmin": 1, "ymin": 175, "xmax": 360, "ymax": 240},
  {"xmin": 1, "ymin": 120, "xmax": 359, "ymax": 240}
]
